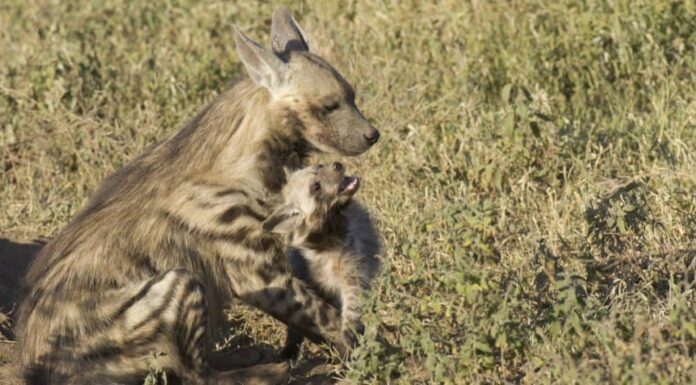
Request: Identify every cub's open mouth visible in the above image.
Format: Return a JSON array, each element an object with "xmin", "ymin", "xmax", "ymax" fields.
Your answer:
[{"xmin": 338, "ymin": 176, "xmax": 360, "ymax": 195}]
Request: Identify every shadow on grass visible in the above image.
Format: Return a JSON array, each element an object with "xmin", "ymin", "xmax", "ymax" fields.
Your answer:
[{"xmin": 0, "ymin": 238, "xmax": 44, "ymax": 340}]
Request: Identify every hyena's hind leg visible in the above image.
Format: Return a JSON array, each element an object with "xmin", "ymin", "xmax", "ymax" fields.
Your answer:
[{"xmin": 74, "ymin": 269, "xmax": 287, "ymax": 385}]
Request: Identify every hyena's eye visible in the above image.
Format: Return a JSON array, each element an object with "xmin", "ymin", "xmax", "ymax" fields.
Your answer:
[{"xmin": 323, "ymin": 101, "xmax": 340, "ymax": 114}]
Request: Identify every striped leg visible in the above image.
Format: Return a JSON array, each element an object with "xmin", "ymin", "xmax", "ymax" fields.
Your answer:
[
  {"xmin": 280, "ymin": 282, "xmax": 365, "ymax": 360},
  {"xmin": 338, "ymin": 275, "xmax": 367, "ymax": 348},
  {"xmin": 67, "ymin": 269, "xmax": 287, "ymax": 385},
  {"xmin": 228, "ymin": 266, "xmax": 350, "ymax": 356},
  {"xmin": 118, "ymin": 269, "xmax": 209, "ymax": 379}
]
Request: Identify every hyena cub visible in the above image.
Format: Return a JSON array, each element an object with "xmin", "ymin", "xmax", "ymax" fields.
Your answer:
[{"xmin": 263, "ymin": 162, "xmax": 380, "ymax": 358}]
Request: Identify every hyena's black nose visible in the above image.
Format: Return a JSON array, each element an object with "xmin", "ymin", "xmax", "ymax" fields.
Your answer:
[
  {"xmin": 364, "ymin": 129, "xmax": 380, "ymax": 145},
  {"xmin": 333, "ymin": 162, "xmax": 344, "ymax": 172}
]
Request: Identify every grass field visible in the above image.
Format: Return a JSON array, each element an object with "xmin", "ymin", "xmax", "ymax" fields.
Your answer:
[{"xmin": 2, "ymin": 0, "xmax": 696, "ymax": 383}]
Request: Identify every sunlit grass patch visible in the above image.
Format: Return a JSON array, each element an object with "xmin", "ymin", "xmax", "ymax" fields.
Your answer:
[{"xmin": 2, "ymin": 0, "xmax": 696, "ymax": 383}]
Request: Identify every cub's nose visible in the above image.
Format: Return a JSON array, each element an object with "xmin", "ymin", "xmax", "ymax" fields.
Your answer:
[
  {"xmin": 332, "ymin": 162, "xmax": 344, "ymax": 173},
  {"xmin": 364, "ymin": 129, "xmax": 380, "ymax": 145}
]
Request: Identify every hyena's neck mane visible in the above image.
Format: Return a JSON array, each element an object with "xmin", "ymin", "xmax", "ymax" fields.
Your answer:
[
  {"xmin": 24, "ymin": 79, "xmax": 310, "ymax": 288},
  {"xmin": 165, "ymin": 78, "xmax": 310, "ymax": 187},
  {"xmin": 90, "ymin": 78, "xmax": 311, "ymax": 212}
]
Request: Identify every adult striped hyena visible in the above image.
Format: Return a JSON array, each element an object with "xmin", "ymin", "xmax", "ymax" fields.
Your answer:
[
  {"xmin": 16, "ymin": 6, "xmax": 380, "ymax": 385},
  {"xmin": 263, "ymin": 162, "xmax": 381, "ymax": 359}
]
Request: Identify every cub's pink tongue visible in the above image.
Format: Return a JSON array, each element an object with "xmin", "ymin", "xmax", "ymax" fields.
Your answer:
[{"xmin": 339, "ymin": 176, "xmax": 360, "ymax": 195}]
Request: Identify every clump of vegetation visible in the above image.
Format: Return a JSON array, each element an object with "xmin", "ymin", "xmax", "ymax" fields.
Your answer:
[{"xmin": 1, "ymin": 0, "xmax": 696, "ymax": 383}]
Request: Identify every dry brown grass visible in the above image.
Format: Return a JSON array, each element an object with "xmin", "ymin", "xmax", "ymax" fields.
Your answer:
[{"xmin": 2, "ymin": 1, "xmax": 696, "ymax": 383}]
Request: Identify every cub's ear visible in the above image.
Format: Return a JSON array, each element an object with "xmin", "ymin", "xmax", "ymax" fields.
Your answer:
[
  {"xmin": 233, "ymin": 25, "xmax": 287, "ymax": 91},
  {"xmin": 263, "ymin": 203, "xmax": 302, "ymax": 234},
  {"xmin": 282, "ymin": 165, "xmax": 296, "ymax": 182},
  {"xmin": 285, "ymin": 152, "xmax": 302, "ymax": 172},
  {"xmin": 271, "ymin": 5, "xmax": 309, "ymax": 55}
]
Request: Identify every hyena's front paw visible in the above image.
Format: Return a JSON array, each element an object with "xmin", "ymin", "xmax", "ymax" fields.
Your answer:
[
  {"xmin": 340, "ymin": 318, "xmax": 365, "ymax": 353},
  {"xmin": 279, "ymin": 343, "xmax": 301, "ymax": 360}
]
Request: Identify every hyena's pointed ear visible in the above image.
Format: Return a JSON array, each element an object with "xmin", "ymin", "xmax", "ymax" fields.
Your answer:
[
  {"xmin": 271, "ymin": 6, "xmax": 309, "ymax": 55},
  {"xmin": 263, "ymin": 204, "xmax": 302, "ymax": 234},
  {"xmin": 233, "ymin": 25, "xmax": 287, "ymax": 90}
]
